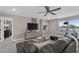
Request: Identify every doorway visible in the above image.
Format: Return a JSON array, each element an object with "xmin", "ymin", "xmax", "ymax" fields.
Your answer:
[{"xmin": 0, "ymin": 17, "xmax": 13, "ymax": 42}]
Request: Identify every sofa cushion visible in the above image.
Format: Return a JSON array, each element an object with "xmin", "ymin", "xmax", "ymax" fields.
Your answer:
[
  {"xmin": 39, "ymin": 44, "xmax": 54, "ymax": 53},
  {"xmin": 59, "ymin": 37, "xmax": 71, "ymax": 44},
  {"xmin": 50, "ymin": 40, "xmax": 67, "ymax": 53},
  {"xmin": 23, "ymin": 43, "xmax": 38, "ymax": 53},
  {"xmin": 16, "ymin": 40, "xmax": 37, "ymax": 53},
  {"xmin": 16, "ymin": 42, "xmax": 24, "ymax": 53},
  {"xmin": 63, "ymin": 41, "xmax": 76, "ymax": 53},
  {"xmin": 40, "ymin": 40, "xmax": 67, "ymax": 53},
  {"xmin": 23, "ymin": 40, "xmax": 38, "ymax": 53}
]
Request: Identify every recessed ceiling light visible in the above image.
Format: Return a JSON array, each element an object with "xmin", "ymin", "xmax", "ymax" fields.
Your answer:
[{"xmin": 12, "ymin": 8, "xmax": 16, "ymax": 12}]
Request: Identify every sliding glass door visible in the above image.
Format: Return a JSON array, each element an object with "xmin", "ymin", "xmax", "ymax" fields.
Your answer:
[
  {"xmin": 69, "ymin": 19, "xmax": 79, "ymax": 38},
  {"xmin": 59, "ymin": 18, "xmax": 79, "ymax": 38},
  {"xmin": 0, "ymin": 17, "xmax": 13, "ymax": 42}
]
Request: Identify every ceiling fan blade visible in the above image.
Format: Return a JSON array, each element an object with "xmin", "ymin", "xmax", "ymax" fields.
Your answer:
[
  {"xmin": 51, "ymin": 7, "xmax": 61, "ymax": 11},
  {"xmin": 50, "ymin": 12, "xmax": 56, "ymax": 15},
  {"xmin": 45, "ymin": 6, "xmax": 50, "ymax": 11},
  {"xmin": 44, "ymin": 12, "xmax": 48, "ymax": 16}
]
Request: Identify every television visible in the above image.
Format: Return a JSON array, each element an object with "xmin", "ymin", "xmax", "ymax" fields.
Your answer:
[{"xmin": 27, "ymin": 23, "xmax": 38, "ymax": 30}]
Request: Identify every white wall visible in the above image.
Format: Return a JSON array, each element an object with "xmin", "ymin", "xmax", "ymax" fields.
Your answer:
[
  {"xmin": 48, "ymin": 20, "xmax": 59, "ymax": 36},
  {"xmin": 13, "ymin": 16, "xmax": 47, "ymax": 40},
  {"xmin": 0, "ymin": 13, "xmax": 48, "ymax": 41},
  {"xmin": 13, "ymin": 16, "xmax": 27, "ymax": 40}
]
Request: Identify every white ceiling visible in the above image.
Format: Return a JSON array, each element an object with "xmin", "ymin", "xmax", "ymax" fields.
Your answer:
[{"xmin": 0, "ymin": 6, "xmax": 79, "ymax": 20}]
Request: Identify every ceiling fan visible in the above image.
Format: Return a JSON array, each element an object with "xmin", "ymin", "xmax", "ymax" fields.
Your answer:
[{"xmin": 38, "ymin": 6, "xmax": 61, "ymax": 16}]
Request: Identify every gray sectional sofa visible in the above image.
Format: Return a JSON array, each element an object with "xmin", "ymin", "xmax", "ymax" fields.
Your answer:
[
  {"xmin": 39, "ymin": 40, "xmax": 76, "ymax": 53},
  {"xmin": 16, "ymin": 38, "xmax": 76, "ymax": 53}
]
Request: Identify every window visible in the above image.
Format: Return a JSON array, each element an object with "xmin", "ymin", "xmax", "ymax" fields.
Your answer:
[
  {"xmin": 69, "ymin": 19, "xmax": 79, "ymax": 36},
  {"xmin": 59, "ymin": 20, "xmax": 68, "ymax": 33},
  {"xmin": 59, "ymin": 19, "xmax": 79, "ymax": 37}
]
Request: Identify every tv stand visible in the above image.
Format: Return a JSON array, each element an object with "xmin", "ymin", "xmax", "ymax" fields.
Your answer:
[{"xmin": 25, "ymin": 31, "xmax": 42, "ymax": 39}]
